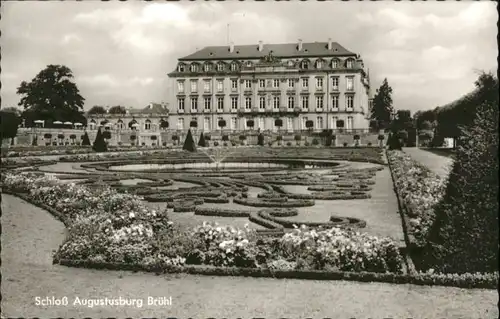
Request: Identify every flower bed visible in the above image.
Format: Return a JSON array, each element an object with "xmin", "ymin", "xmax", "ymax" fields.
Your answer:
[
  {"xmin": 2, "ymin": 172, "xmax": 497, "ymax": 288},
  {"xmin": 386, "ymin": 150, "xmax": 446, "ymax": 248},
  {"xmin": 233, "ymin": 196, "xmax": 315, "ymax": 208}
]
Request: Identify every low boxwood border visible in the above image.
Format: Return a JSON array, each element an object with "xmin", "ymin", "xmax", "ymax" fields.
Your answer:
[{"xmin": 2, "ymin": 190, "xmax": 496, "ymax": 289}]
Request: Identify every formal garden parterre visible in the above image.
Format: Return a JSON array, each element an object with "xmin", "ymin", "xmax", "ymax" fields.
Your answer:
[{"xmin": 1, "ymin": 144, "xmax": 497, "ymax": 289}]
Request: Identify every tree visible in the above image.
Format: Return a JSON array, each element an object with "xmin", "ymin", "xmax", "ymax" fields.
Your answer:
[
  {"xmin": 218, "ymin": 119, "xmax": 226, "ymax": 132},
  {"xmin": 108, "ymin": 105, "xmax": 126, "ymax": 114},
  {"xmin": 17, "ymin": 65, "xmax": 87, "ymax": 127},
  {"xmin": 182, "ymin": 129, "xmax": 196, "ymax": 152},
  {"xmin": 88, "ymin": 106, "xmax": 107, "ymax": 115},
  {"xmin": 102, "ymin": 130, "xmax": 111, "ymax": 140},
  {"xmin": 0, "ymin": 110, "xmax": 21, "ymax": 145},
  {"xmin": 426, "ymin": 97, "xmax": 499, "ymax": 273},
  {"xmin": 257, "ymin": 133, "xmax": 265, "ymax": 146},
  {"xmin": 92, "ymin": 128, "xmax": 107, "ymax": 152},
  {"xmin": 247, "ymin": 119, "xmax": 255, "ymax": 130},
  {"xmin": 190, "ymin": 120, "xmax": 198, "ymax": 128},
  {"xmin": 81, "ymin": 132, "xmax": 91, "ymax": 146},
  {"xmin": 305, "ymin": 120, "xmax": 314, "ymax": 132},
  {"xmin": 274, "ymin": 118, "xmax": 283, "ymax": 132},
  {"xmin": 198, "ymin": 132, "xmax": 206, "ymax": 147},
  {"xmin": 160, "ymin": 120, "xmax": 169, "ymax": 129},
  {"xmin": 370, "ymin": 78, "xmax": 394, "ymax": 130}
]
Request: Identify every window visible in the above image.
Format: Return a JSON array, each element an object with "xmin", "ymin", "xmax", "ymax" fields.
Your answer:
[
  {"xmin": 331, "ymin": 59, "xmax": 338, "ymax": 68},
  {"xmin": 178, "ymin": 118, "xmax": 184, "ymax": 130},
  {"xmin": 217, "ymin": 80, "xmax": 224, "ymax": 92},
  {"xmin": 231, "ymin": 63, "xmax": 237, "ymax": 71},
  {"xmin": 204, "ymin": 80, "xmax": 211, "ymax": 93},
  {"xmin": 332, "ymin": 95, "xmax": 339, "ymax": 109},
  {"xmin": 117, "ymin": 120, "xmax": 124, "ymax": 130},
  {"xmin": 191, "ymin": 97, "xmax": 198, "ymax": 112},
  {"xmin": 231, "ymin": 79, "xmax": 238, "ymax": 90},
  {"xmin": 301, "ymin": 61, "xmax": 309, "ymax": 69},
  {"xmin": 302, "ymin": 78, "xmax": 309, "ymax": 88},
  {"xmin": 288, "ymin": 96, "xmax": 295, "ymax": 109},
  {"xmin": 178, "ymin": 64, "xmax": 185, "ymax": 72},
  {"xmin": 217, "ymin": 97, "xmax": 224, "ymax": 111},
  {"xmin": 316, "ymin": 60, "xmax": 323, "ymax": 69},
  {"xmin": 177, "ymin": 81, "xmax": 185, "ymax": 93},
  {"xmin": 302, "ymin": 117, "xmax": 308, "ymax": 130},
  {"xmin": 231, "ymin": 97, "xmax": 238, "ymax": 110},
  {"xmin": 346, "ymin": 95, "xmax": 354, "ymax": 109},
  {"xmin": 287, "ymin": 117, "xmax": 293, "ymax": 130},
  {"xmin": 191, "ymin": 80, "xmax": 197, "ymax": 93},
  {"xmin": 316, "ymin": 95, "xmax": 324, "ymax": 109},
  {"xmin": 245, "ymin": 80, "xmax": 252, "ymax": 89},
  {"xmin": 178, "ymin": 98, "xmax": 185, "ymax": 111},
  {"xmin": 231, "ymin": 117, "xmax": 237, "ymax": 130},
  {"xmin": 301, "ymin": 95, "xmax": 309, "ymax": 110},
  {"xmin": 273, "ymin": 96, "xmax": 280, "ymax": 109},
  {"xmin": 346, "ymin": 59, "xmax": 354, "ymax": 68},
  {"xmin": 246, "ymin": 61, "xmax": 253, "ymax": 67},
  {"xmin": 259, "ymin": 79, "xmax": 266, "ymax": 88},
  {"xmin": 316, "ymin": 77, "xmax": 323, "ymax": 89},
  {"xmin": 332, "ymin": 77, "xmax": 339, "ymax": 90},
  {"xmin": 145, "ymin": 120, "xmax": 151, "ymax": 130},
  {"xmin": 273, "ymin": 79, "xmax": 280, "ymax": 88},
  {"xmin": 258, "ymin": 118, "xmax": 264, "ymax": 130},
  {"xmin": 316, "ymin": 116, "xmax": 324, "ymax": 129},
  {"xmin": 288, "ymin": 79, "xmax": 295, "ymax": 88},
  {"xmin": 217, "ymin": 63, "xmax": 224, "ymax": 72},
  {"xmin": 346, "ymin": 77, "xmax": 354, "ymax": 91},
  {"xmin": 204, "ymin": 64, "xmax": 211, "ymax": 72},
  {"xmin": 204, "ymin": 117, "xmax": 211, "ymax": 131},
  {"xmin": 190, "ymin": 64, "xmax": 198, "ymax": 72},
  {"xmin": 204, "ymin": 97, "xmax": 211, "ymax": 111},
  {"xmin": 245, "ymin": 97, "xmax": 252, "ymax": 109},
  {"xmin": 347, "ymin": 116, "xmax": 353, "ymax": 129},
  {"xmin": 259, "ymin": 96, "xmax": 266, "ymax": 109}
]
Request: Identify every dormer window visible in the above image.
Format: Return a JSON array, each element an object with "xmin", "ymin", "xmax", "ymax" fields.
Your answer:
[
  {"xmin": 204, "ymin": 64, "xmax": 212, "ymax": 72},
  {"xmin": 178, "ymin": 64, "xmax": 185, "ymax": 72},
  {"xmin": 217, "ymin": 63, "xmax": 224, "ymax": 71},
  {"xmin": 190, "ymin": 64, "xmax": 199, "ymax": 72},
  {"xmin": 246, "ymin": 61, "xmax": 253, "ymax": 67},
  {"xmin": 231, "ymin": 63, "xmax": 238, "ymax": 71},
  {"xmin": 300, "ymin": 60, "xmax": 309, "ymax": 69},
  {"xmin": 288, "ymin": 60, "xmax": 294, "ymax": 67},
  {"xmin": 316, "ymin": 60, "xmax": 323, "ymax": 69},
  {"xmin": 346, "ymin": 59, "xmax": 354, "ymax": 68},
  {"xmin": 331, "ymin": 59, "xmax": 339, "ymax": 68}
]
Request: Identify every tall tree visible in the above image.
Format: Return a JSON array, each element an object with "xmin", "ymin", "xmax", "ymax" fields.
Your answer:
[
  {"xmin": 0, "ymin": 110, "xmax": 21, "ymax": 145},
  {"xmin": 198, "ymin": 132, "xmax": 206, "ymax": 147},
  {"xmin": 81, "ymin": 131, "xmax": 91, "ymax": 146},
  {"xmin": 108, "ymin": 105, "xmax": 126, "ymax": 114},
  {"xmin": 370, "ymin": 78, "xmax": 394, "ymax": 130},
  {"xmin": 16, "ymin": 65, "xmax": 87, "ymax": 127},
  {"xmin": 182, "ymin": 129, "xmax": 196, "ymax": 152},
  {"xmin": 88, "ymin": 106, "xmax": 107, "ymax": 115},
  {"xmin": 92, "ymin": 128, "xmax": 107, "ymax": 152}
]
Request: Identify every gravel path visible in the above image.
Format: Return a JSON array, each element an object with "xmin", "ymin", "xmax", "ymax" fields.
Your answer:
[
  {"xmin": 403, "ymin": 148, "xmax": 454, "ymax": 179},
  {"xmin": 1, "ymin": 194, "xmax": 498, "ymax": 318}
]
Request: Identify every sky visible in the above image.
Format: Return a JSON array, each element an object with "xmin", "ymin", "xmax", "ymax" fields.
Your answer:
[{"xmin": 1, "ymin": 1, "xmax": 497, "ymax": 114}]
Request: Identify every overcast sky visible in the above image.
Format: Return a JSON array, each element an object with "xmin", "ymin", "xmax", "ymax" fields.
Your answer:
[{"xmin": 1, "ymin": 1, "xmax": 497, "ymax": 113}]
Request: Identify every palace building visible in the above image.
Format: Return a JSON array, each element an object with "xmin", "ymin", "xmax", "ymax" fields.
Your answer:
[{"xmin": 167, "ymin": 39, "xmax": 373, "ymax": 133}]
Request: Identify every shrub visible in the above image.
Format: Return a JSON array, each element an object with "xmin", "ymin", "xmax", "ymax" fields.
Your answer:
[
  {"xmin": 239, "ymin": 135, "xmax": 246, "ymax": 141},
  {"xmin": 276, "ymin": 136, "xmax": 283, "ymax": 141},
  {"xmin": 130, "ymin": 135, "xmax": 136, "ymax": 141},
  {"xmin": 102, "ymin": 131, "xmax": 111, "ymax": 140},
  {"xmin": 162, "ymin": 142, "xmax": 167, "ymax": 147},
  {"xmin": 257, "ymin": 133, "xmax": 264, "ymax": 146},
  {"xmin": 182, "ymin": 129, "xmax": 196, "ymax": 152},
  {"xmin": 172, "ymin": 135, "xmax": 178, "ymax": 141},
  {"xmin": 312, "ymin": 138, "xmax": 319, "ymax": 146},
  {"xmin": 189, "ymin": 120, "xmax": 198, "ymax": 128},
  {"xmin": 378, "ymin": 134, "xmax": 385, "ymax": 141},
  {"xmin": 58, "ymin": 134, "xmax": 65, "ymax": 139},
  {"xmin": 204, "ymin": 135, "xmax": 211, "ymax": 141},
  {"xmin": 304, "ymin": 142, "xmax": 310, "ymax": 146},
  {"xmin": 218, "ymin": 119, "xmax": 226, "ymax": 130},
  {"xmin": 286, "ymin": 142, "xmax": 292, "ymax": 147},
  {"xmin": 343, "ymin": 142, "xmax": 348, "ymax": 147},
  {"xmin": 294, "ymin": 135, "xmax": 301, "ymax": 141},
  {"xmin": 142, "ymin": 142, "xmax": 146, "ymax": 146},
  {"xmin": 268, "ymin": 142, "xmax": 272, "ymax": 147},
  {"xmin": 354, "ymin": 134, "xmax": 360, "ymax": 140},
  {"xmin": 214, "ymin": 141, "xmax": 219, "ymax": 147},
  {"xmin": 198, "ymin": 132, "xmax": 206, "ymax": 147},
  {"xmin": 44, "ymin": 133, "xmax": 52, "ymax": 139},
  {"xmin": 426, "ymin": 96, "xmax": 499, "ymax": 274},
  {"xmin": 92, "ymin": 128, "xmax": 107, "ymax": 152},
  {"xmin": 150, "ymin": 135, "xmax": 157, "ymax": 141},
  {"xmin": 387, "ymin": 133, "xmax": 402, "ymax": 150},
  {"xmin": 246, "ymin": 119, "xmax": 254, "ymax": 129},
  {"xmin": 367, "ymin": 142, "xmax": 372, "ymax": 146},
  {"xmin": 222, "ymin": 135, "xmax": 229, "ymax": 142}
]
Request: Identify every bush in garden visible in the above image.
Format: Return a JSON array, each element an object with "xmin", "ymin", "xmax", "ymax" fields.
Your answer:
[
  {"xmin": 426, "ymin": 98, "xmax": 499, "ymax": 274},
  {"xmin": 222, "ymin": 135, "xmax": 229, "ymax": 142},
  {"xmin": 172, "ymin": 135, "xmax": 179, "ymax": 145},
  {"xmin": 82, "ymin": 132, "xmax": 91, "ymax": 146},
  {"xmin": 286, "ymin": 142, "xmax": 292, "ymax": 147},
  {"xmin": 387, "ymin": 133, "xmax": 402, "ymax": 150},
  {"xmin": 214, "ymin": 141, "xmax": 219, "ymax": 147},
  {"xmin": 198, "ymin": 132, "xmax": 206, "ymax": 147},
  {"xmin": 92, "ymin": 128, "xmax": 107, "ymax": 152},
  {"xmin": 312, "ymin": 138, "xmax": 319, "ymax": 146},
  {"xmin": 343, "ymin": 142, "xmax": 348, "ymax": 147},
  {"xmin": 102, "ymin": 131, "xmax": 111, "ymax": 140},
  {"xmin": 182, "ymin": 129, "xmax": 196, "ymax": 152},
  {"xmin": 239, "ymin": 135, "xmax": 246, "ymax": 141},
  {"xmin": 257, "ymin": 133, "xmax": 264, "ymax": 146},
  {"xmin": 294, "ymin": 135, "xmax": 301, "ymax": 145}
]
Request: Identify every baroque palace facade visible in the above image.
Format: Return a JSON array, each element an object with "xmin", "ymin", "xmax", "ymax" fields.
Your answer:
[{"xmin": 167, "ymin": 39, "xmax": 373, "ymax": 133}]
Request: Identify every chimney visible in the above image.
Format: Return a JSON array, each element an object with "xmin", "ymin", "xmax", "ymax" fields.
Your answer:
[
  {"xmin": 229, "ymin": 42, "xmax": 234, "ymax": 53},
  {"xmin": 258, "ymin": 40, "xmax": 263, "ymax": 52},
  {"xmin": 298, "ymin": 39, "xmax": 303, "ymax": 51},
  {"xmin": 327, "ymin": 38, "xmax": 332, "ymax": 50}
]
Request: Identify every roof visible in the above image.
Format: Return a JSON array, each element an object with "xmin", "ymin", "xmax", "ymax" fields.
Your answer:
[
  {"xmin": 179, "ymin": 42, "xmax": 357, "ymax": 61},
  {"xmin": 128, "ymin": 103, "xmax": 169, "ymax": 115}
]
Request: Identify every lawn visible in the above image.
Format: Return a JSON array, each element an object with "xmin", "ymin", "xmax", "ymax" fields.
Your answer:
[{"xmin": 2, "ymin": 194, "xmax": 497, "ymax": 318}]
